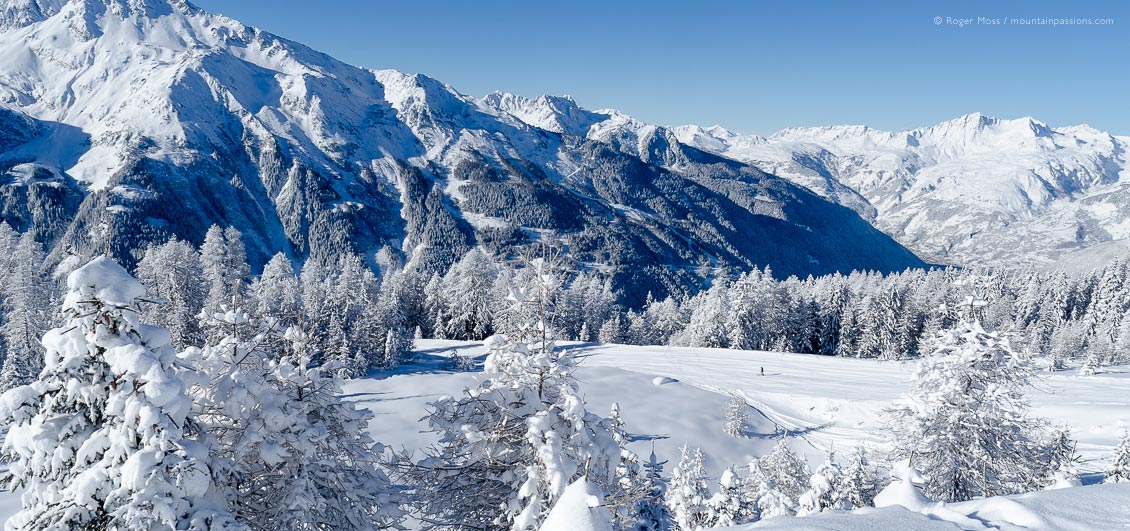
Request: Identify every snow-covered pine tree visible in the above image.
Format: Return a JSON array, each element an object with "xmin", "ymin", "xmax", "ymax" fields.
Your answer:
[
  {"xmin": 0, "ymin": 232, "xmax": 53, "ymax": 389},
  {"xmin": 317, "ymin": 253, "xmax": 379, "ymax": 376},
  {"xmin": 796, "ymin": 453, "xmax": 847, "ymax": 516},
  {"xmin": 705, "ymin": 466, "xmax": 754, "ymax": 527},
  {"xmin": 1105, "ymin": 431, "xmax": 1130, "ymax": 484},
  {"xmin": 885, "ymin": 281, "xmax": 1048, "ymax": 501},
  {"xmin": 609, "ymin": 402, "xmax": 628, "ymax": 446},
  {"xmin": 200, "ymin": 225, "xmax": 250, "ymax": 323},
  {"xmin": 439, "ymin": 248, "xmax": 498, "ymax": 340},
  {"xmin": 0, "ymin": 257, "xmax": 237, "ymax": 530},
  {"xmin": 597, "ymin": 313, "xmax": 627, "ymax": 344},
  {"xmin": 760, "ymin": 439, "xmax": 810, "ymax": 502},
  {"xmin": 666, "ymin": 445, "xmax": 711, "ymax": 531},
  {"xmin": 250, "ymin": 252, "xmax": 301, "ymax": 326},
  {"xmin": 754, "ymin": 478, "xmax": 794, "ymax": 521},
  {"xmin": 723, "ymin": 392, "xmax": 749, "ymax": 437},
  {"xmin": 371, "ymin": 268, "xmax": 414, "ymax": 369},
  {"xmin": 135, "ymin": 236, "xmax": 206, "ymax": 350},
  {"xmin": 633, "ymin": 450, "xmax": 670, "ymax": 531},
  {"xmin": 1041, "ymin": 428, "xmax": 1080, "ymax": 489},
  {"xmin": 839, "ymin": 447, "xmax": 879, "ymax": 509},
  {"xmin": 184, "ymin": 309, "xmax": 403, "ymax": 530},
  {"xmin": 395, "ymin": 249, "xmax": 620, "ymax": 530},
  {"xmin": 672, "ymin": 279, "xmax": 730, "ymax": 348}
]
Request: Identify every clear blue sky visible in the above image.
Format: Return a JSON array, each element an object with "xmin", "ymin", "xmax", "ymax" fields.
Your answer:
[{"xmin": 191, "ymin": 0, "xmax": 1128, "ymax": 135}]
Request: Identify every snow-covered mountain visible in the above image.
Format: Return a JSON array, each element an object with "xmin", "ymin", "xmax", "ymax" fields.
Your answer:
[
  {"xmin": 671, "ymin": 115, "xmax": 1130, "ymax": 267},
  {"xmin": 0, "ymin": 0, "xmax": 922, "ymax": 303},
  {"xmin": 483, "ymin": 88, "xmax": 1130, "ymax": 268}
]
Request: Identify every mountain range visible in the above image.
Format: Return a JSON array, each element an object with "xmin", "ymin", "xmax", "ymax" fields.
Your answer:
[
  {"xmin": 0, "ymin": 0, "xmax": 925, "ymax": 304},
  {"xmin": 671, "ymin": 115, "xmax": 1130, "ymax": 268}
]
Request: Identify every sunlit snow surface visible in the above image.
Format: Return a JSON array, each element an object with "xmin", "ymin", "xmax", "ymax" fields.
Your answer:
[{"xmin": 2, "ymin": 339, "xmax": 1128, "ymax": 529}]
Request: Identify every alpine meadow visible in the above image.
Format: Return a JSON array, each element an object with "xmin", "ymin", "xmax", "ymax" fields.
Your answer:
[{"xmin": 0, "ymin": 1, "xmax": 1127, "ymax": 530}]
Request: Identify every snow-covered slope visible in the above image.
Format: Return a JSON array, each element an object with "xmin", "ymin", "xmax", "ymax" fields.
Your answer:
[
  {"xmin": 742, "ymin": 482, "xmax": 1130, "ymax": 530},
  {"xmin": 3, "ymin": 338, "xmax": 1128, "ymax": 528},
  {"xmin": 672, "ymin": 115, "xmax": 1130, "ymax": 267},
  {"xmin": 0, "ymin": 0, "xmax": 923, "ymax": 303}
]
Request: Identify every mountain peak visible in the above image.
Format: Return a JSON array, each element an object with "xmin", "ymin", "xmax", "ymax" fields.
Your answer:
[
  {"xmin": 481, "ymin": 91, "xmax": 608, "ymax": 136},
  {"xmin": 0, "ymin": 0, "xmax": 194, "ymax": 30}
]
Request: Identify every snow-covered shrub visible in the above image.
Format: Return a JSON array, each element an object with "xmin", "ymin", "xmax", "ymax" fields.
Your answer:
[{"xmin": 840, "ymin": 447, "xmax": 879, "ymax": 509}]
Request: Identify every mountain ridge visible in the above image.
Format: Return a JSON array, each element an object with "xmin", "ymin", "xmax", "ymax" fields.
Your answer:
[{"xmin": 0, "ymin": 0, "xmax": 924, "ymax": 305}]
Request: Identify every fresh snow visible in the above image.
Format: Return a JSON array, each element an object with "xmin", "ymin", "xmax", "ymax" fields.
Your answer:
[
  {"xmin": 538, "ymin": 478, "xmax": 614, "ymax": 531},
  {"xmin": 2, "ymin": 339, "xmax": 1129, "ymax": 528}
]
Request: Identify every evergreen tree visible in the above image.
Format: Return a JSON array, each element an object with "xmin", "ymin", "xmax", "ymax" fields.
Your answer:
[
  {"xmin": 633, "ymin": 451, "xmax": 669, "ymax": 531},
  {"xmin": 1105, "ymin": 431, "xmax": 1130, "ymax": 484},
  {"xmin": 705, "ymin": 466, "xmax": 754, "ymax": 527},
  {"xmin": 439, "ymin": 249, "xmax": 498, "ymax": 340},
  {"xmin": 886, "ymin": 285, "xmax": 1048, "ymax": 501},
  {"xmin": 251, "ymin": 252, "xmax": 301, "ymax": 326},
  {"xmin": 394, "ymin": 253, "xmax": 620, "ymax": 530},
  {"xmin": 840, "ymin": 447, "xmax": 878, "ymax": 509},
  {"xmin": 1042, "ymin": 428, "xmax": 1080, "ymax": 488},
  {"xmin": 665, "ymin": 445, "xmax": 710, "ymax": 531},
  {"xmin": 796, "ymin": 453, "xmax": 847, "ymax": 516},
  {"xmin": 0, "ymin": 232, "xmax": 53, "ymax": 389},
  {"xmin": 0, "ymin": 257, "xmax": 237, "ymax": 529},
  {"xmin": 136, "ymin": 236, "xmax": 206, "ymax": 349},
  {"xmin": 760, "ymin": 439, "xmax": 810, "ymax": 502},
  {"xmin": 754, "ymin": 479, "xmax": 794, "ymax": 520},
  {"xmin": 722, "ymin": 392, "xmax": 749, "ymax": 437},
  {"xmin": 598, "ymin": 313, "xmax": 627, "ymax": 344},
  {"xmin": 185, "ymin": 310, "xmax": 403, "ymax": 530},
  {"xmin": 200, "ymin": 225, "xmax": 250, "ymax": 318}
]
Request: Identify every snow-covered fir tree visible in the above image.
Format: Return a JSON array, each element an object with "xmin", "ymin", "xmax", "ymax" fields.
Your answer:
[
  {"xmin": 0, "ymin": 257, "xmax": 238, "ymax": 530},
  {"xmin": 759, "ymin": 439, "xmax": 810, "ymax": 503},
  {"xmin": 754, "ymin": 478, "xmax": 794, "ymax": 521},
  {"xmin": 250, "ymin": 252, "xmax": 302, "ymax": 326},
  {"xmin": 598, "ymin": 313, "xmax": 627, "ymax": 344},
  {"xmin": 0, "ymin": 232, "xmax": 53, "ymax": 389},
  {"xmin": 1105, "ymin": 431, "xmax": 1130, "ymax": 484},
  {"xmin": 437, "ymin": 248, "xmax": 498, "ymax": 340},
  {"xmin": 722, "ymin": 392, "xmax": 749, "ymax": 437},
  {"xmin": 184, "ymin": 309, "xmax": 403, "ymax": 530},
  {"xmin": 705, "ymin": 466, "xmax": 754, "ymax": 527},
  {"xmin": 395, "ymin": 250, "xmax": 621, "ymax": 530},
  {"xmin": 839, "ymin": 447, "xmax": 879, "ymax": 509},
  {"xmin": 886, "ymin": 282, "xmax": 1048, "ymax": 501},
  {"xmin": 796, "ymin": 453, "xmax": 847, "ymax": 516},
  {"xmin": 1042, "ymin": 428, "xmax": 1080, "ymax": 489},
  {"xmin": 135, "ymin": 236, "xmax": 206, "ymax": 350},
  {"xmin": 633, "ymin": 450, "xmax": 669, "ymax": 531},
  {"xmin": 665, "ymin": 445, "xmax": 710, "ymax": 531},
  {"xmin": 200, "ymin": 225, "xmax": 250, "ymax": 321}
]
